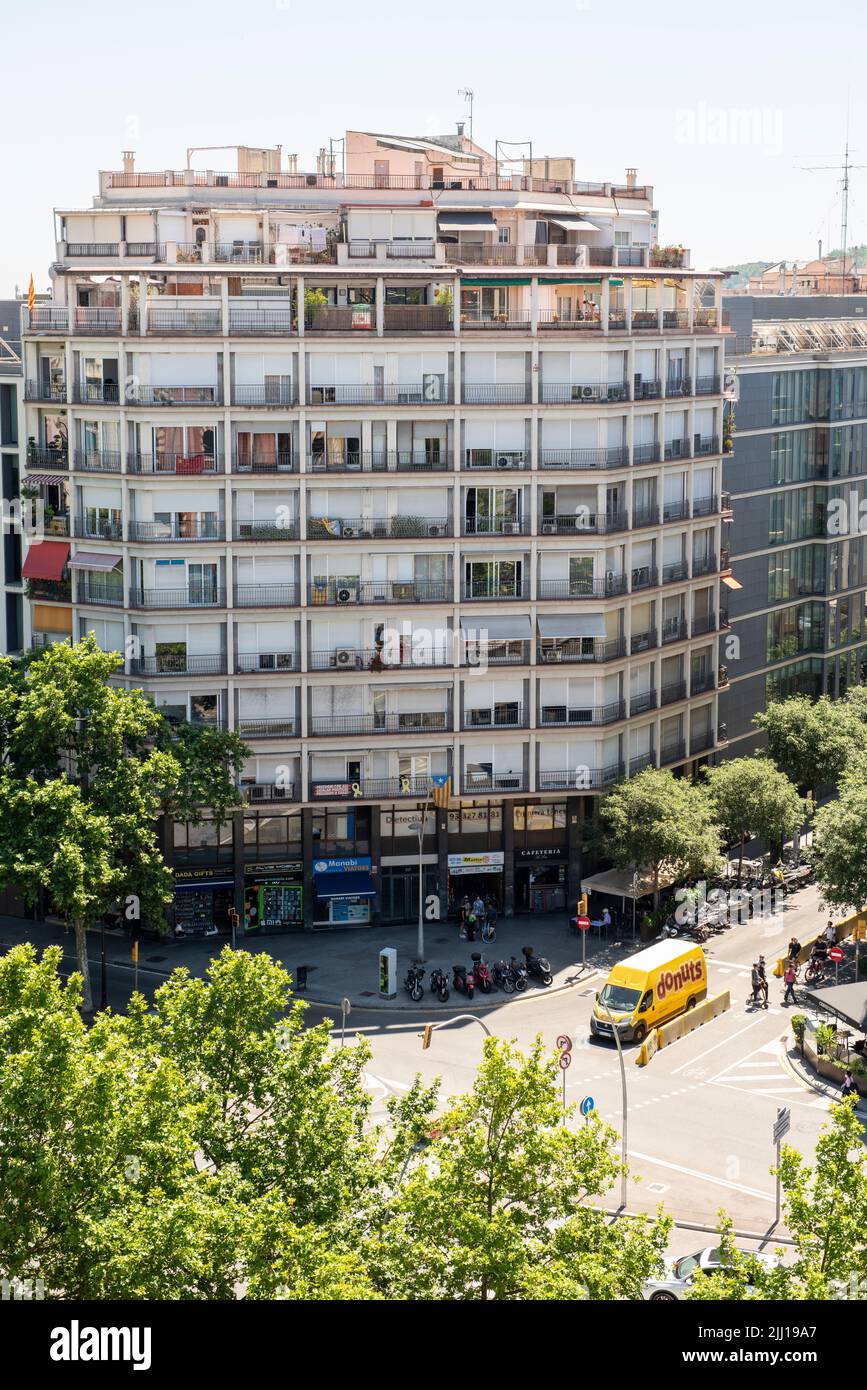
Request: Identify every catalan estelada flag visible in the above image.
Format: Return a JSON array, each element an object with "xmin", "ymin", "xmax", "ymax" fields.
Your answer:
[
  {"xmin": 430, "ymin": 773, "xmax": 452, "ymax": 808},
  {"xmin": 27, "ymin": 276, "xmax": 35, "ymax": 313}
]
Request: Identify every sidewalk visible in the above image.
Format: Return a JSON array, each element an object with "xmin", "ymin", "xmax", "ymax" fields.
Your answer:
[{"xmin": 0, "ymin": 911, "xmax": 640, "ymax": 1012}]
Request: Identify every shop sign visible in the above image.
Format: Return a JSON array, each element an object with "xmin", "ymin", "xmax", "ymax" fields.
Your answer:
[
  {"xmin": 448, "ymin": 851, "xmax": 505, "ymax": 875},
  {"xmin": 312, "ymin": 781, "xmax": 354, "ymax": 799},
  {"xmin": 313, "ymin": 856, "xmax": 373, "ymax": 874},
  {"xmin": 244, "ymin": 860, "xmax": 303, "ymax": 877},
  {"xmin": 174, "ymin": 866, "xmax": 234, "ymax": 884},
  {"xmin": 517, "ymin": 846, "xmax": 567, "ymax": 861}
]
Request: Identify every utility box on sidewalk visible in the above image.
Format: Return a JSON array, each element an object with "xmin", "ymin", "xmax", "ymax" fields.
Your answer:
[{"xmin": 379, "ymin": 947, "xmax": 397, "ymax": 1000}]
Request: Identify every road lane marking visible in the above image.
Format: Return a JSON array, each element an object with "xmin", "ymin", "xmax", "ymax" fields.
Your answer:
[
  {"xmin": 627, "ymin": 1149, "xmax": 775, "ymax": 1203},
  {"xmin": 669, "ymin": 1015, "xmax": 767, "ymax": 1076}
]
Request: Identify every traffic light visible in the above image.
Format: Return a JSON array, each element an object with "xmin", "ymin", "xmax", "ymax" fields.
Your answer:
[
  {"xmin": 421, "ymin": 1025, "xmax": 433, "ymax": 1050},
  {"xmin": 577, "ymin": 894, "xmax": 588, "ymax": 917}
]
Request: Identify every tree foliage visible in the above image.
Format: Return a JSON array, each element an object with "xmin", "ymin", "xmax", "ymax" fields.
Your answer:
[
  {"xmin": 809, "ymin": 760, "xmax": 867, "ymax": 912},
  {"xmin": 600, "ymin": 767, "xmax": 722, "ymax": 902},
  {"xmin": 754, "ymin": 695, "xmax": 867, "ymax": 794},
  {"xmin": 703, "ymin": 756, "xmax": 804, "ymax": 876}
]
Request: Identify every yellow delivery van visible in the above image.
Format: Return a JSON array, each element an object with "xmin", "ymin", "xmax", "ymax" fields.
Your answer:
[{"xmin": 590, "ymin": 939, "xmax": 707, "ymax": 1044}]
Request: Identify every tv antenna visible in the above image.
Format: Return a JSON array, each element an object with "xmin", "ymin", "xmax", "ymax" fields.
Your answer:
[
  {"xmin": 799, "ymin": 101, "xmax": 865, "ymax": 296},
  {"xmin": 458, "ymin": 88, "xmax": 474, "ymax": 142}
]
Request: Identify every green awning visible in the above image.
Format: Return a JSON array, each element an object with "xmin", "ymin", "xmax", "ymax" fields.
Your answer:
[
  {"xmin": 545, "ymin": 276, "xmax": 624, "ymax": 287},
  {"xmin": 460, "ymin": 277, "xmax": 534, "ymax": 287}
]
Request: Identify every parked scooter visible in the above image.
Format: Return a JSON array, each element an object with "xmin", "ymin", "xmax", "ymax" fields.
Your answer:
[
  {"xmin": 404, "ymin": 964, "xmax": 425, "ymax": 1003},
  {"xmin": 509, "ymin": 956, "xmax": 529, "ymax": 992},
  {"xmin": 452, "ymin": 963, "xmax": 475, "ymax": 999},
  {"xmin": 492, "ymin": 959, "xmax": 515, "ymax": 993},
  {"xmin": 522, "ymin": 945, "xmax": 553, "ymax": 987},
  {"xmin": 469, "ymin": 952, "xmax": 493, "ymax": 994},
  {"xmin": 429, "ymin": 967, "xmax": 450, "ymax": 1003}
]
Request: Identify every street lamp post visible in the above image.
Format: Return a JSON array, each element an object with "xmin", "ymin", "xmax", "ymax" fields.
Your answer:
[
  {"xmin": 99, "ymin": 918, "xmax": 108, "ymax": 1012},
  {"xmin": 632, "ymin": 870, "xmax": 638, "ymax": 941},
  {"xmin": 413, "ymin": 790, "xmax": 433, "ymax": 964},
  {"xmin": 420, "ymin": 1013, "xmax": 493, "ymax": 1049},
  {"xmin": 598, "ymin": 999, "xmax": 629, "ymax": 1210}
]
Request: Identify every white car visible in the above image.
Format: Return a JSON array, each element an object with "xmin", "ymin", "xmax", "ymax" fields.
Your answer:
[{"xmin": 643, "ymin": 1245, "xmax": 775, "ymax": 1300}]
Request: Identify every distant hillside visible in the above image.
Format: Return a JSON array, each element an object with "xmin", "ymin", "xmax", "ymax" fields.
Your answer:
[{"xmin": 712, "ymin": 261, "xmax": 775, "ymax": 289}]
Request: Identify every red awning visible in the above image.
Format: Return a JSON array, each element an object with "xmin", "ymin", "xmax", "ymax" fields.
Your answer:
[{"xmin": 21, "ymin": 540, "xmax": 70, "ymax": 581}]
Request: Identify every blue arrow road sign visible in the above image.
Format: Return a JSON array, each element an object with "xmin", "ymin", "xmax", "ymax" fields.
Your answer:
[{"xmin": 580, "ymin": 1095, "xmax": 595, "ymax": 1117}]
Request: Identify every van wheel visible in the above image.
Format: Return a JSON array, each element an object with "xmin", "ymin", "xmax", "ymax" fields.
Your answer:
[
  {"xmin": 633, "ymin": 1023, "xmax": 647, "ymax": 1044},
  {"xmin": 686, "ymin": 996, "xmax": 697, "ymax": 1011}
]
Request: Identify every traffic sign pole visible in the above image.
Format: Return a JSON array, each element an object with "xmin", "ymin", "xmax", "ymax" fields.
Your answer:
[
  {"xmin": 772, "ymin": 1108, "xmax": 790, "ymax": 1224},
  {"xmin": 556, "ymin": 1035, "xmax": 572, "ymax": 1122}
]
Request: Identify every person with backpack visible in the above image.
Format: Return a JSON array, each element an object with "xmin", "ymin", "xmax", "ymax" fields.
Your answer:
[{"xmin": 783, "ymin": 960, "xmax": 797, "ymax": 1006}]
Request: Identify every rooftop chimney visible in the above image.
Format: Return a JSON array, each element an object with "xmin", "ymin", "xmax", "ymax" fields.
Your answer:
[
  {"xmin": 456, "ymin": 122, "xmax": 465, "ymax": 138},
  {"xmin": 122, "ymin": 150, "xmax": 135, "ymax": 175},
  {"xmin": 625, "ymin": 167, "xmax": 637, "ymax": 190}
]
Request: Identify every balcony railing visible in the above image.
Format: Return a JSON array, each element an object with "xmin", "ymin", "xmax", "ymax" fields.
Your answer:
[
  {"xmin": 463, "ymin": 641, "xmax": 530, "ymax": 667},
  {"xmin": 695, "ymin": 376, "xmax": 721, "ymax": 395},
  {"xmin": 310, "ymin": 775, "xmax": 435, "ymax": 800},
  {"xmin": 662, "ymin": 500, "xmax": 690, "ymax": 523},
  {"xmin": 660, "ymin": 680, "xmax": 687, "ymax": 706},
  {"xmin": 310, "ymin": 712, "xmax": 449, "ymax": 736},
  {"xmin": 148, "ymin": 308, "xmax": 222, "ymax": 334},
  {"xmin": 461, "ymin": 582, "xmax": 529, "ymax": 602},
  {"xmin": 235, "ymin": 652, "xmax": 300, "ymax": 673},
  {"xmin": 462, "ymin": 706, "xmax": 526, "ymax": 730},
  {"xmin": 383, "ymin": 306, "xmax": 452, "ymax": 333},
  {"xmin": 633, "ymin": 443, "xmax": 661, "ymax": 465},
  {"xmin": 74, "ymin": 307, "xmax": 122, "ymax": 333},
  {"xmin": 306, "ymin": 306, "xmax": 376, "ymax": 332},
  {"xmin": 74, "ymin": 515, "xmax": 123, "ymax": 541},
  {"xmin": 665, "ymin": 377, "xmax": 692, "ymax": 398},
  {"xmin": 464, "ymin": 449, "xmax": 527, "ymax": 471},
  {"xmin": 695, "ymin": 436, "xmax": 721, "ymax": 457},
  {"xmin": 127, "ymin": 520, "xmax": 224, "ymax": 542},
  {"xmin": 691, "ymin": 556, "xmax": 717, "ymax": 577},
  {"xmin": 630, "ymin": 630, "xmax": 658, "ymax": 654},
  {"xmin": 662, "ymin": 311, "xmax": 690, "ymax": 331},
  {"xmin": 538, "ymin": 311, "xmax": 601, "ymax": 331},
  {"xmin": 630, "ymin": 690, "xmax": 657, "ymax": 716},
  {"xmin": 243, "ymin": 782, "xmax": 299, "ymax": 804},
  {"xmin": 691, "ymin": 612, "xmax": 717, "ymax": 637},
  {"xmin": 444, "ymin": 244, "xmax": 517, "ymax": 265},
  {"xmin": 129, "ymin": 588, "xmax": 226, "ymax": 609},
  {"xmin": 27, "ymin": 307, "xmax": 69, "ymax": 332},
  {"xmin": 236, "ymin": 718, "xmax": 298, "ymax": 739},
  {"xmin": 541, "ymin": 382, "xmax": 629, "ymax": 404},
  {"xmin": 72, "ymin": 449, "xmax": 122, "ymax": 474},
  {"xmin": 130, "ymin": 654, "xmax": 227, "ymax": 676},
  {"xmin": 692, "ymin": 495, "xmax": 719, "ymax": 518},
  {"xmin": 690, "ymin": 730, "xmax": 716, "ymax": 755},
  {"xmin": 126, "ymin": 385, "xmax": 220, "ymax": 406},
  {"xmin": 660, "ymin": 741, "xmax": 687, "ymax": 765},
  {"xmin": 631, "ymin": 565, "xmax": 659, "ymax": 590},
  {"xmin": 462, "ymin": 516, "xmax": 529, "ymax": 537},
  {"xmin": 538, "ymin": 446, "xmax": 629, "ymax": 470},
  {"xmin": 662, "ymin": 560, "xmax": 689, "ymax": 584},
  {"xmin": 537, "ymin": 637, "xmax": 626, "ymax": 664},
  {"xmin": 634, "ymin": 379, "xmax": 662, "ymax": 401},
  {"xmin": 311, "ymin": 450, "xmax": 452, "ymax": 474},
  {"xmin": 228, "ymin": 309, "xmax": 295, "ymax": 335},
  {"xmin": 27, "ymin": 447, "xmax": 68, "ymax": 470},
  {"xmin": 538, "ymin": 700, "xmax": 625, "ymax": 727},
  {"xmin": 234, "ymin": 584, "xmax": 299, "ymax": 607},
  {"xmin": 232, "ymin": 451, "xmax": 295, "ymax": 475},
  {"xmin": 309, "ymin": 580, "xmax": 452, "ymax": 605},
  {"xmin": 537, "ymin": 765, "xmax": 624, "ymax": 791},
  {"xmin": 632, "ymin": 507, "xmax": 660, "ymax": 528},
  {"xmin": 460, "ymin": 315, "xmax": 531, "ymax": 331},
  {"xmin": 73, "ymin": 382, "xmax": 120, "ymax": 404},
  {"xmin": 126, "ymin": 242, "xmax": 165, "ymax": 259},
  {"xmin": 25, "ymin": 379, "xmax": 66, "ymax": 403},
  {"xmin": 690, "ymin": 671, "xmax": 716, "ymax": 694},
  {"xmin": 539, "ymin": 512, "xmax": 629, "ymax": 536},
  {"xmin": 463, "ymin": 384, "xmax": 529, "ymax": 405},
  {"xmin": 463, "ymin": 771, "xmax": 527, "ymax": 793},
  {"xmin": 308, "ymin": 516, "xmax": 451, "ymax": 540},
  {"xmin": 661, "ymin": 618, "xmax": 688, "ymax": 645},
  {"xmin": 536, "ymin": 577, "xmax": 626, "ymax": 599},
  {"xmin": 213, "ymin": 242, "xmax": 265, "ymax": 264},
  {"xmin": 76, "ymin": 580, "xmax": 124, "ymax": 606},
  {"xmin": 231, "ymin": 383, "xmax": 296, "ymax": 406},
  {"xmin": 308, "ymin": 383, "xmax": 450, "ymax": 406},
  {"xmin": 233, "ymin": 519, "xmax": 300, "ymax": 541},
  {"xmin": 130, "ymin": 452, "xmax": 223, "ymax": 476},
  {"xmin": 664, "ymin": 440, "xmax": 692, "ymax": 461},
  {"xmin": 26, "ymin": 578, "xmax": 72, "ymax": 602},
  {"xmin": 308, "ymin": 647, "xmax": 451, "ymax": 671}
]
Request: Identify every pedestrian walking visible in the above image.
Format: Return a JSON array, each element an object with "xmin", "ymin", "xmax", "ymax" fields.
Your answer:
[
  {"xmin": 783, "ymin": 961, "xmax": 797, "ymax": 1006},
  {"xmin": 758, "ymin": 955, "xmax": 769, "ymax": 1006},
  {"xmin": 825, "ymin": 919, "xmax": 837, "ymax": 946},
  {"xmin": 788, "ymin": 936, "xmax": 801, "ymax": 962},
  {"xmin": 841, "ymin": 1069, "xmax": 859, "ymax": 1103},
  {"xmin": 458, "ymin": 896, "xmax": 469, "ymax": 940}
]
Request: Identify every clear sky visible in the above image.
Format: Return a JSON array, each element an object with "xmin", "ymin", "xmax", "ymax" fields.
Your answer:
[{"xmin": 2, "ymin": 0, "xmax": 866, "ymax": 296}]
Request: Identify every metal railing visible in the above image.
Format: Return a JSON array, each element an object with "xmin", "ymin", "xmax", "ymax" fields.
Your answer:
[
  {"xmin": 76, "ymin": 580, "xmax": 124, "ymax": 606},
  {"xmin": 308, "ymin": 647, "xmax": 452, "ymax": 670},
  {"xmin": 310, "ymin": 451, "xmax": 452, "ymax": 473},
  {"xmin": 126, "ymin": 385, "xmax": 220, "ymax": 406},
  {"xmin": 461, "ymin": 582, "xmax": 529, "ymax": 601},
  {"xmin": 310, "ymin": 775, "xmax": 436, "ymax": 800},
  {"xmin": 462, "ymin": 516, "xmax": 529, "ymax": 536},
  {"xmin": 27, "ymin": 307, "xmax": 69, "ymax": 332},
  {"xmin": 232, "ymin": 452, "xmax": 295, "ymax": 474},
  {"xmin": 228, "ymin": 309, "xmax": 295, "ymax": 335},
  {"xmin": 537, "ymin": 577, "xmax": 626, "ymax": 599},
  {"xmin": 463, "ymin": 706, "xmax": 526, "ymax": 730},
  {"xmin": 129, "ymin": 588, "xmax": 226, "ymax": 609},
  {"xmin": 148, "ymin": 308, "xmax": 222, "ymax": 334},
  {"xmin": 463, "ymin": 641, "xmax": 530, "ymax": 667},
  {"xmin": 631, "ymin": 565, "xmax": 659, "ymax": 590},
  {"xmin": 308, "ymin": 383, "xmax": 450, "ymax": 406},
  {"xmin": 662, "ymin": 500, "xmax": 690, "ymax": 523},
  {"xmin": 660, "ymin": 741, "xmax": 687, "ymax": 765},
  {"xmin": 26, "ymin": 578, "xmax": 71, "ymax": 602},
  {"xmin": 26, "ymin": 447, "xmax": 68, "ymax": 470},
  {"xmin": 538, "ymin": 446, "xmax": 629, "ymax": 470},
  {"xmin": 126, "ymin": 242, "xmax": 165, "ymax": 259},
  {"xmin": 383, "ymin": 306, "xmax": 451, "ymax": 332},
  {"xmin": 235, "ymin": 652, "xmax": 300, "ymax": 672},
  {"xmin": 661, "ymin": 619, "xmax": 688, "ymax": 645},
  {"xmin": 695, "ymin": 375, "xmax": 721, "ymax": 395},
  {"xmin": 541, "ymin": 382, "xmax": 629, "ymax": 404},
  {"xmin": 309, "ymin": 580, "xmax": 451, "ymax": 605},
  {"xmin": 233, "ymin": 520, "xmax": 300, "ymax": 540},
  {"xmin": 213, "ymin": 243, "xmax": 265, "ymax": 264},
  {"xmin": 539, "ymin": 512, "xmax": 629, "ymax": 536},
  {"xmin": 231, "ymin": 383, "xmax": 296, "ymax": 406},
  {"xmin": 691, "ymin": 612, "xmax": 717, "ymax": 636},
  {"xmin": 67, "ymin": 242, "xmax": 119, "ymax": 257},
  {"xmin": 236, "ymin": 718, "xmax": 298, "ymax": 738},
  {"xmin": 632, "ymin": 508, "xmax": 660, "ymax": 528},
  {"xmin": 538, "ymin": 312, "xmax": 601, "ymax": 331},
  {"xmin": 127, "ymin": 519, "xmax": 224, "ymax": 541},
  {"xmin": 630, "ymin": 631, "xmax": 658, "ymax": 654},
  {"xmin": 695, "ymin": 436, "xmax": 721, "ymax": 457},
  {"xmin": 242, "ymin": 783, "xmax": 299, "ymax": 804},
  {"xmin": 306, "ymin": 306, "xmax": 376, "ymax": 332},
  {"xmin": 130, "ymin": 452, "xmax": 223, "ymax": 475},
  {"xmin": 537, "ymin": 764, "xmax": 624, "ymax": 791},
  {"xmin": 73, "ymin": 382, "xmax": 120, "ymax": 404},
  {"xmin": 660, "ymin": 680, "xmax": 687, "ymax": 705},
  {"xmin": 461, "ymin": 315, "xmax": 531, "ymax": 331},
  {"xmin": 630, "ymin": 690, "xmax": 657, "ymax": 715},
  {"xmin": 74, "ymin": 515, "xmax": 122, "ymax": 540},
  {"xmin": 690, "ymin": 730, "xmax": 716, "ymax": 755},
  {"xmin": 234, "ymin": 584, "xmax": 299, "ymax": 607},
  {"xmin": 25, "ymin": 379, "xmax": 66, "ymax": 402},
  {"xmin": 633, "ymin": 443, "xmax": 661, "ymax": 465},
  {"xmin": 463, "ymin": 771, "xmax": 527, "ymax": 793},
  {"xmin": 310, "ymin": 712, "xmax": 449, "ymax": 736},
  {"xmin": 464, "ymin": 449, "xmax": 527, "ymax": 470},
  {"xmin": 73, "ymin": 307, "xmax": 122, "ymax": 332},
  {"xmin": 308, "ymin": 516, "xmax": 451, "ymax": 540},
  {"xmin": 129, "ymin": 654, "xmax": 226, "ymax": 676},
  {"xmin": 463, "ymin": 384, "xmax": 530, "ymax": 405},
  {"xmin": 537, "ymin": 637, "xmax": 626, "ymax": 664},
  {"xmin": 662, "ymin": 561, "xmax": 689, "ymax": 584},
  {"xmin": 664, "ymin": 440, "xmax": 692, "ymax": 461},
  {"xmin": 538, "ymin": 700, "xmax": 625, "ymax": 727}
]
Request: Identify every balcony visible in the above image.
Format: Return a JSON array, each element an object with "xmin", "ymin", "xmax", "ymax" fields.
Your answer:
[
  {"xmin": 660, "ymin": 680, "xmax": 687, "ymax": 706},
  {"xmin": 76, "ymin": 579, "xmax": 124, "ymax": 606},
  {"xmin": 691, "ymin": 612, "xmax": 717, "ymax": 637},
  {"xmin": 632, "ymin": 311, "xmax": 661, "ymax": 331},
  {"xmin": 310, "ymin": 775, "xmax": 435, "ymax": 800},
  {"xmin": 692, "ymin": 495, "xmax": 719, "ymax": 518},
  {"xmin": 130, "ymin": 453, "xmax": 224, "ymax": 476},
  {"xmin": 691, "ymin": 555, "xmax": 717, "ymax": 577},
  {"xmin": 127, "ymin": 520, "xmax": 225, "ymax": 542},
  {"xmin": 538, "ymin": 311, "xmax": 601, "ymax": 332},
  {"xmin": 213, "ymin": 242, "xmax": 265, "ymax": 264},
  {"xmin": 27, "ymin": 446, "xmax": 68, "ymax": 471},
  {"xmin": 539, "ymin": 511, "xmax": 629, "ymax": 536},
  {"xmin": 129, "ymin": 654, "xmax": 226, "ymax": 677},
  {"xmin": 634, "ymin": 379, "xmax": 662, "ymax": 401},
  {"xmin": 462, "ymin": 706, "xmax": 527, "ymax": 731},
  {"xmin": 539, "ymin": 446, "xmax": 629, "ymax": 471},
  {"xmin": 463, "ymin": 641, "xmax": 530, "ymax": 667},
  {"xmin": 233, "ymin": 519, "xmax": 300, "ymax": 541},
  {"xmin": 74, "ymin": 307, "xmax": 122, "ymax": 334},
  {"xmin": 461, "ymin": 315, "xmax": 531, "ymax": 331},
  {"xmin": 633, "ymin": 443, "xmax": 661, "ymax": 465},
  {"xmin": 307, "ymin": 383, "xmax": 450, "ymax": 407},
  {"xmin": 695, "ymin": 436, "xmax": 721, "ymax": 458},
  {"xmin": 308, "ymin": 516, "xmax": 451, "ymax": 540},
  {"xmin": 27, "ymin": 306, "xmax": 69, "ymax": 333},
  {"xmin": 462, "ymin": 516, "xmax": 529, "ymax": 537},
  {"xmin": 538, "ymin": 700, "xmax": 625, "ymax": 727},
  {"xmin": 631, "ymin": 565, "xmax": 658, "ymax": 591},
  {"xmin": 74, "ymin": 515, "xmax": 123, "ymax": 541},
  {"xmin": 25, "ymin": 379, "xmax": 66, "ymax": 403},
  {"xmin": 229, "ymin": 308, "xmax": 295, "ymax": 336},
  {"xmin": 630, "ymin": 690, "xmax": 657, "ymax": 716},
  {"xmin": 463, "ymin": 384, "xmax": 530, "ymax": 406},
  {"xmin": 662, "ymin": 560, "xmax": 689, "ymax": 584},
  {"xmin": 308, "ymin": 646, "xmax": 451, "ymax": 671},
  {"xmin": 235, "ymin": 653, "xmax": 300, "ymax": 673},
  {"xmin": 67, "ymin": 242, "xmax": 119, "ymax": 257},
  {"xmin": 695, "ymin": 376, "xmax": 721, "ymax": 396},
  {"xmin": 129, "ymin": 588, "xmax": 227, "ymax": 609},
  {"xmin": 236, "ymin": 718, "xmax": 298, "ymax": 739},
  {"xmin": 148, "ymin": 308, "xmax": 222, "ymax": 335},
  {"xmin": 662, "ymin": 500, "xmax": 690, "ymax": 524},
  {"xmin": 632, "ymin": 508, "xmax": 660, "ymax": 528},
  {"xmin": 311, "ymin": 450, "xmax": 452, "ymax": 474},
  {"xmin": 306, "ymin": 306, "xmax": 376, "ymax": 333},
  {"xmin": 445, "ymin": 245, "xmax": 518, "ymax": 266},
  {"xmin": 665, "ymin": 377, "xmax": 692, "ymax": 398},
  {"xmin": 537, "ymin": 637, "xmax": 626, "ymax": 664},
  {"xmin": 244, "ymin": 782, "xmax": 299, "ymax": 804},
  {"xmin": 537, "ymin": 764, "xmax": 623, "ymax": 791},
  {"xmin": 126, "ymin": 242, "xmax": 165, "ymax": 259},
  {"xmin": 690, "ymin": 729, "xmax": 716, "ymax": 755},
  {"xmin": 234, "ymin": 584, "xmax": 299, "ymax": 607},
  {"xmin": 630, "ymin": 630, "xmax": 658, "ymax": 654},
  {"xmin": 383, "ymin": 306, "xmax": 452, "ymax": 333},
  {"xmin": 694, "ymin": 309, "xmax": 719, "ymax": 331},
  {"xmin": 126, "ymin": 385, "xmax": 220, "ymax": 407},
  {"xmin": 662, "ymin": 311, "xmax": 690, "ymax": 331},
  {"xmin": 660, "ymin": 741, "xmax": 687, "ymax": 765},
  {"xmin": 661, "ymin": 618, "xmax": 688, "ymax": 645},
  {"xmin": 73, "ymin": 382, "xmax": 120, "ymax": 405},
  {"xmin": 309, "ymin": 580, "xmax": 451, "ymax": 605},
  {"xmin": 461, "ymin": 581, "xmax": 529, "ymax": 602},
  {"xmin": 232, "ymin": 452, "xmax": 295, "ymax": 475},
  {"xmin": 664, "ymin": 440, "xmax": 692, "ymax": 461},
  {"xmin": 231, "ymin": 383, "xmax": 296, "ymax": 407},
  {"xmin": 26, "ymin": 578, "xmax": 71, "ymax": 602},
  {"xmin": 537, "ymin": 577, "xmax": 626, "ymax": 600},
  {"xmin": 463, "ymin": 771, "xmax": 527, "ymax": 793},
  {"xmin": 72, "ymin": 449, "xmax": 122, "ymax": 474},
  {"xmin": 464, "ymin": 449, "xmax": 527, "ymax": 471},
  {"xmin": 310, "ymin": 712, "xmax": 449, "ymax": 736},
  {"xmin": 690, "ymin": 671, "xmax": 717, "ymax": 695},
  {"xmin": 541, "ymin": 382, "xmax": 629, "ymax": 405}
]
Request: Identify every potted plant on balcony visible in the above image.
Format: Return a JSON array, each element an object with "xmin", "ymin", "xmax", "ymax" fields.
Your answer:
[{"xmin": 303, "ymin": 286, "xmax": 328, "ymax": 329}]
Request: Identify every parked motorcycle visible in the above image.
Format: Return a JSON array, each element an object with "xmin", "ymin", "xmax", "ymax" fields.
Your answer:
[
  {"xmin": 492, "ymin": 960, "xmax": 515, "ymax": 993},
  {"xmin": 509, "ymin": 956, "xmax": 529, "ymax": 991},
  {"xmin": 469, "ymin": 952, "xmax": 493, "ymax": 994},
  {"xmin": 404, "ymin": 964, "xmax": 425, "ymax": 1003},
  {"xmin": 429, "ymin": 966, "xmax": 450, "ymax": 1003},
  {"xmin": 522, "ymin": 945, "xmax": 553, "ymax": 987},
  {"xmin": 452, "ymin": 963, "xmax": 475, "ymax": 999}
]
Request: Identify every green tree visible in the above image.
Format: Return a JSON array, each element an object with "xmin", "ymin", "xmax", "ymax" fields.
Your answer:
[
  {"xmin": 600, "ymin": 767, "xmax": 722, "ymax": 906},
  {"xmin": 689, "ymin": 1102, "xmax": 867, "ymax": 1299},
  {"xmin": 704, "ymin": 756, "xmax": 804, "ymax": 879},
  {"xmin": 754, "ymin": 695, "xmax": 867, "ymax": 796},
  {"xmin": 809, "ymin": 760, "xmax": 867, "ymax": 912},
  {"xmin": 379, "ymin": 1036, "xmax": 670, "ymax": 1300}
]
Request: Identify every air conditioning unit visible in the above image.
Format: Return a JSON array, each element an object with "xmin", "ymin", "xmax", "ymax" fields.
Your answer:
[
  {"xmin": 541, "ymin": 521, "xmax": 557, "ymax": 535},
  {"xmin": 427, "ymin": 523, "xmax": 445, "ymax": 536},
  {"xmin": 276, "ymin": 653, "xmax": 293, "ymax": 669},
  {"xmin": 496, "ymin": 455, "xmax": 512, "ymax": 469},
  {"xmin": 341, "ymin": 525, "xmax": 356, "ymax": 538},
  {"xmin": 542, "ymin": 648, "xmax": 564, "ymax": 663},
  {"xmin": 333, "ymin": 648, "xmax": 357, "ymax": 668},
  {"xmin": 581, "ymin": 385, "xmax": 596, "ymax": 400},
  {"xmin": 336, "ymin": 586, "xmax": 356, "ymax": 604},
  {"xmin": 502, "ymin": 520, "xmax": 520, "ymax": 535}
]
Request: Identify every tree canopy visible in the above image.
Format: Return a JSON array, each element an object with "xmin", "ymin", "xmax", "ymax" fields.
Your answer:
[
  {"xmin": 600, "ymin": 767, "xmax": 722, "ymax": 902},
  {"xmin": 703, "ymin": 756, "xmax": 804, "ymax": 876},
  {"xmin": 754, "ymin": 694, "xmax": 867, "ymax": 794}
]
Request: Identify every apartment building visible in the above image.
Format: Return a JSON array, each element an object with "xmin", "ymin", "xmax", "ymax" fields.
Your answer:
[
  {"xmin": 721, "ymin": 294, "xmax": 867, "ymax": 755},
  {"xmin": 20, "ymin": 131, "xmax": 727, "ymax": 933},
  {"xmin": 0, "ymin": 298, "xmax": 24, "ymax": 656}
]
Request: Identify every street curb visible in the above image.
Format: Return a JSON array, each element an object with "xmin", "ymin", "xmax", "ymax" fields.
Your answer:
[
  {"xmin": 299, "ymin": 967, "xmax": 603, "ymax": 1014},
  {"xmin": 777, "ymin": 1030, "xmax": 867, "ymax": 1112}
]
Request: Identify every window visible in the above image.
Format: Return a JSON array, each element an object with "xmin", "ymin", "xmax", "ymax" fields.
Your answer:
[
  {"xmin": 498, "ymin": 226, "xmax": 511, "ymax": 245},
  {"xmin": 614, "ymin": 230, "xmax": 630, "ymax": 247}
]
